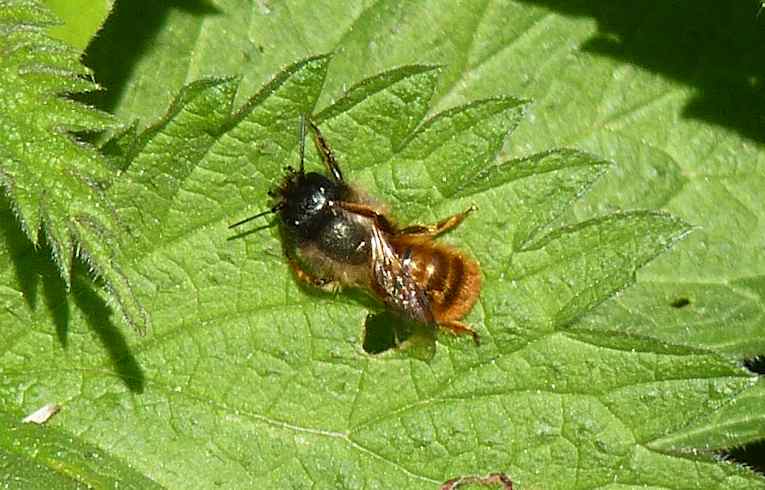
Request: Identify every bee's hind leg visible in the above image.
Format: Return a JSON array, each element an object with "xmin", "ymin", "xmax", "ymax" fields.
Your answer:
[
  {"xmin": 438, "ymin": 320, "xmax": 480, "ymax": 345},
  {"xmin": 399, "ymin": 205, "xmax": 477, "ymax": 237}
]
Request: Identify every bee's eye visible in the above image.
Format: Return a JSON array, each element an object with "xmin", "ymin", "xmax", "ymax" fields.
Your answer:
[{"xmin": 304, "ymin": 191, "xmax": 327, "ymax": 213}]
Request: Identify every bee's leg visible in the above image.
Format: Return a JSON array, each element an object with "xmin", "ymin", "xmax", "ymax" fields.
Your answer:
[
  {"xmin": 335, "ymin": 201, "xmax": 398, "ymax": 234},
  {"xmin": 438, "ymin": 320, "xmax": 480, "ymax": 345},
  {"xmin": 399, "ymin": 205, "xmax": 477, "ymax": 237},
  {"xmin": 307, "ymin": 119, "xmax": 344, "ymax": 182},
  {"xmin": 287, "ymin": 256, "xmax": 340, "ymax": 292}
]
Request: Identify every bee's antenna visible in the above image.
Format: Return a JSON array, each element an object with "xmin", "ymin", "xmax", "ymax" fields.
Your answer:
[
  {"xmin": 298, "ymin": 113, "xmax": 307, "ymax": 175},
  {"xmin": 228, "ymin": 203, "xmax": 284, "ymax": 229}
]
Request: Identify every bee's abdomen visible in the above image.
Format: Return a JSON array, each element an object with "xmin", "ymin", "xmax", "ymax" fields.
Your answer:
[{"xmin": 408, "ymin": 244, "xmax": 481, "ymax": 322}]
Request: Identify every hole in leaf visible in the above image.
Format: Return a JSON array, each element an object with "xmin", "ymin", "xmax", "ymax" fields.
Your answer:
[
  {"xmin": 723, "ymin": 439, "xmax": 765, "ymax": 475},
  {"xmin": 363, "ymin": 311, "xmax": 436, "ymax": 360},
  {"xmin": 670, "ymin": 297, "xmax": 691, "ymax": 308},
  {"xmin": 744, "ymin": 356, "xmax": 765, "ymax": 375},
  {"xmin": 362, "ymin": 312, "xmax": 398, "ymax": 354}
]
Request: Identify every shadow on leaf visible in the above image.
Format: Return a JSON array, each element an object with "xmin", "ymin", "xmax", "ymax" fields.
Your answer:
[
  {"xmin": 72, "ymin": 273, "xmax": 145, "ymax": 394},
  {"xmin": 82, "ymin": 0, "xmax": 222, "ymax": 113},
  {"xmin": 517, "ymin": 0, "xmax": 765, "ymax": 143},
  {"xmin": 0, "ymin": 198, "xmax": 70, "ymax": 345},
  {"xmin": 0, "ymin": 198, "xmax": 144, "ymax": 392},
  {"xmin": 725, "ymin": 439, "xmax": 765, "ymax": 476}
]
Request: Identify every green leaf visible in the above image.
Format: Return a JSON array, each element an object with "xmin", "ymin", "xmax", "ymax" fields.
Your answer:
[
  {"xmin": 2, "ymin": 56, "xmax": 761, "ymax": 488},
  {"xmin": 650, "ymin": 377, "xmax": 765, "ymax": 452},
  {"xmin": 0, "ymin": 0, "xmax": 147, "ymax": 333},
  {"xmin": 500, "ymin": 211, "xmax": 690, "ymax": 332},
  {"xmin": 43, "ymin": 0, "xmax": 114, "ymax": 50},
  {"xmin": 3, "ymin": 1, "xmax": 765, "ymax": 488},
  {"xmin": 0, "ymin": 408, "xmax": 161, "ymax": 489}
]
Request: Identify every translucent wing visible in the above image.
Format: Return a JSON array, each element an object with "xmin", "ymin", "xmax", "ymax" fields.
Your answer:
[{"xmin": 369, "ymin": 225, "xmax": 433, "ymax": 324}]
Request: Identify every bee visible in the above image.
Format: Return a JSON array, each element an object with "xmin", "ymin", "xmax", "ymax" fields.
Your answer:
[{"xmin": 230, "ymin": 116, "xmax": 482, "ymax": 344}]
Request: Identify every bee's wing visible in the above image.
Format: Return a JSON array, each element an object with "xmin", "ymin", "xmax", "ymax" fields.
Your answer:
[{"xmin": 369, "ymin": 225, "xmax": 433, "ymax": 324}]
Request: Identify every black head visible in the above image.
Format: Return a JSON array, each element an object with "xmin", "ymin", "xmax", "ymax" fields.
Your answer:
[
  {"xmin": 228, "ymin": 114, "xmax": 348, "ymax": 233},
  {"xmin": 276, "ymin": 171, "xmax": 347, "ymax": 239}
]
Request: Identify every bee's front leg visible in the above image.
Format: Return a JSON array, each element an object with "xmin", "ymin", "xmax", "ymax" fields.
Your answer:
[{"xmin": 306, "ymin": 118, "xmax": 344, "ymax": 182}]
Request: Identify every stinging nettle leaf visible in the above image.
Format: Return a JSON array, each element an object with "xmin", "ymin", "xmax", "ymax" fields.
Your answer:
[
  {"xmin": 452, "ymin": 149, "xmax": 612, "ymax": 262},
  {"xmin": 314, "ymin": 64, "xmax": 442, "ymax": 171},
  {"xmin": 1, "ymin": 20, "xmax": 762, "ymax": 486},
  {"xmin": 42, "ymin": 1, "xmax": 762, "ymax": 486},
  {"xmin": 0, "ymin": 0, "xmax": 146, "ymax": 333},
  {"xmin": 390, "ymin": 95, "xmax": 529, "ymax": 206},
  {"xmin": 0, "ymin": 408, "xmax": 162, "ymax": 489},
  {"xmin": 82, "ymin": 59, "xmax": 758, "ymax": 488}
]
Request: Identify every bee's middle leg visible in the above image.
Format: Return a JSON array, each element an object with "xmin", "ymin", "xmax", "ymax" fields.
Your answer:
[
  {"xmin": 399, "ymin": 205, "xmax": 477, "ymax": 237},
  {"xmin": 335, "ymin": 201, "xmax": 398, "ymax": 234}
]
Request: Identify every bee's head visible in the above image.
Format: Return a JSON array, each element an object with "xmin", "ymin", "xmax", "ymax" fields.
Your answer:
[
  {"xmin": 275, "ymin": 170, "xmax": 344, "ymax": 239},
  {"xmin": 228, "ymin": 116, "xmax": 348, "ymax": 235}
]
